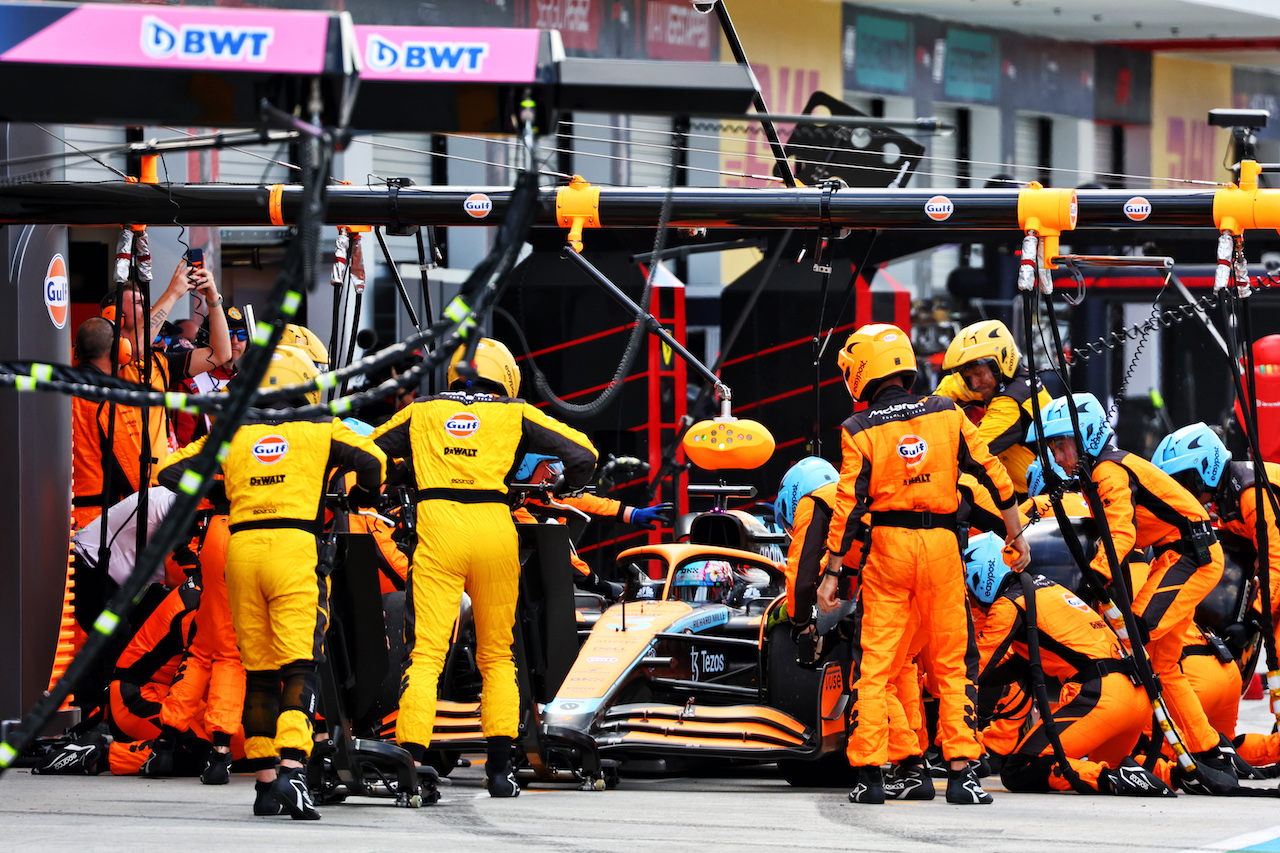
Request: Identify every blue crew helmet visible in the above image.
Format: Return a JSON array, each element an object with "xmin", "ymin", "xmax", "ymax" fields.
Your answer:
[
  {"xmin": 1152, "ymin": 422, "xmax": 1229, "ymax": 493},
  {"xmin": 964, "ymin": 532, "xmax": 1012, "ymax": 606},
  {"xmin": 671, "ymin": 559, "xmax": 735, "ymax": 604},
  {"xmin": 515, "ymin": 452, "xmax": 563, "ymax": 483},
  {"xmin": 1025, "ymin": 456, "xmax": 1070, "ymax": 497},
  {"xmin": 341, "ymin": 417, "xmax": 375, "ymax": 437},
  {"xmin": 1026, "ymin": 393, "xmax": 1113, "ymax": 459},
  {"xmin": 775, "ymin": 457, "xmax": 839, "ymax": 534}
]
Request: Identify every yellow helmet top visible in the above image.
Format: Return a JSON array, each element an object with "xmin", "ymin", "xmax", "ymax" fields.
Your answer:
[
  {"xmin": 282, "ymin": 323, "xmax": 329, "ymax": 366},
  {"xmin": 260, "ymin": 344, "xmax": 320, "ymax": 405},
  {"xmin": 837, "ymin": 324, "xmax": 916, "ymax": 402},
  {"xmin": 448, "ymin": 338, "xmax": 521, "ymax": 397},
  {"xmin": 943, "ymin": 319, "xmax": 1019, "ymax": 380}
]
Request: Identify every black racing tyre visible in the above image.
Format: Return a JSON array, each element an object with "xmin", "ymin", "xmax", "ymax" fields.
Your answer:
[{"xmin": 778, "ymin": 753, "xmax": 858, "ymax": 788}]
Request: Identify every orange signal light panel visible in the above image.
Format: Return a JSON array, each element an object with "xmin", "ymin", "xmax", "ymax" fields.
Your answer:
[{"xmin": 682, "ymin": 418, "xmax": 775, "ymax": 471}]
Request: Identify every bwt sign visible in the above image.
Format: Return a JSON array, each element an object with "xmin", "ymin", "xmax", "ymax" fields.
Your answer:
[
  {"xmin": 366, "ymin": 35, "xmax": 489, "ymax": 73},
  {"xmin": 141, "ymin": 15, "xmax": 274, "ymax": 62}
]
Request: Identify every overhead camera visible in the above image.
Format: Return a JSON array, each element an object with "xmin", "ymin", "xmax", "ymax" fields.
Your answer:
[
  {"xmin": 690, "ymin": 1, "xmax": 718, "ymax": 12},
  {"xmin": 1208, "ymin": 108, "xmax": 1269, "ymax": 130}
]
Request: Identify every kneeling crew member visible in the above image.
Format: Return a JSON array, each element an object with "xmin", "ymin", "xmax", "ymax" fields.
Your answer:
[
  {"xmin": 371, "ymin": 338, "xmax": 597, "ymax": 797},
  {"xmin": 1030, "ymin": 395, "xmax": 1235, "ymax": 792},
  {"xmin": 965, "ymin": 533, "xmax": 1172, "ymax": 797}
]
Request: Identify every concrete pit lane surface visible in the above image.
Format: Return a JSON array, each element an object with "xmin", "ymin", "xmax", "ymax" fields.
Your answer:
[{"xmin": 2, "ymin": 698, "xmax": 1279, "ymax": 853}]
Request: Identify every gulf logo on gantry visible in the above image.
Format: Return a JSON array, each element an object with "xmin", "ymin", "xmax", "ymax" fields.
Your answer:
[
  {"xmin": 44, "ymin": 254, "xmax": 68, "ymax": 329},
  {"xmin": 252, "ymin": 434, "xmax": 290, "ymax": 465},
  {"xmin": 445, "ymin": 412, "xmax": 480, "ymax": 437},
  {"xmin": 924, "ymin": 195, "xmax": 954, "ymax": 221},
  {"xmin": 1124, "ymin": 197, "xmax": 1151, "ymax": 222},
  {"xmin": 464, "ymin": 193, "xmax": 492, "ymax": 219}
]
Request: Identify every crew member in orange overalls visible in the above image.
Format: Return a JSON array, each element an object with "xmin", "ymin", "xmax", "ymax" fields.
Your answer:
[
  {"xmin": 1031, "ymin": 395, "xmax": 1238, "ymax": 793},
  {"xmin": 371, "ymin": 338, "xmax": 597, "ymax": 798},
  {"xmin": 73, "ymin": 262, "xmax": 231, "ymax": 530},
  {"xmin": 1153, "ymin": 422, "xmax": 1280, "ymax": 768},
  {"xmin": 817, "ymin": 323, "xmax": 1029, "ymax": 805},
  {"xmin": 964, "ymin": 533, "xmax": 1171, "ymax": 796},
  {"xmin": 140, "ymin": 509, "xmax": 246, "ymax": 786}
]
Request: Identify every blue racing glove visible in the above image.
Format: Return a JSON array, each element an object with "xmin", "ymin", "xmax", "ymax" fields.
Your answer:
[{"xmin": 629, "ymin": 502, "xmax": 673, "ymax": 530}]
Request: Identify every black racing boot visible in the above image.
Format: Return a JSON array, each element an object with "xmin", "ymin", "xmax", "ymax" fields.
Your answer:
[
  {"xmin": 1099, "ymin": 757, "xmax": 1176, "ymax": 797},
  {"xmin": 884, "ymin": 756, "xmax": 935, "ymax": 801},
  {"xmin": 484, "ymin": 736, "xmax": 520, "ymax": 798},
  {"xmin": 270, "ymin": 766, "xmax": 321, "ymax": 820},
  {"xmin": 945, "ymin": 762, "xmax": 993, "ymax": 804},
  {"xmin": 848, "ymin": 765, "xmax": 885, "ymax": 804},
  {"xmin": 253, "ymin": 780, "xmax": 286, "ymax": 816},
  {"xmin": 1173, "ymin": 749, "xmax": 1240, "ymax": 796},
  {"xmin": 1219, "ymin": 734, "xmax": 1263, "ymax": 780},
  {"xmin": 201, "ymin": 749, "xmax": 234, "ymax": 785},
  {"xmin": 140, "ymin": 743, "xmax": 175, "ymax": 778}
]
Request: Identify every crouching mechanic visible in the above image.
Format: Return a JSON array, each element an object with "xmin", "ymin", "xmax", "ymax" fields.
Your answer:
[
  {"xmin": 817, "ymin": 323, "xmax": 1030, "ymax": 806},
  {"xmin": 937, "ymin": 319, "xmax": 1052, "ymax": 495},
  {"xmin": 1153, "ymin": 422, "xmax": 1280, "ymax": 768},
  {"xmin": 1029, "ymin": 395, "xmax": 1237, "ymax": 793},
  {"xmin": 513, "ymin": 452, "xmax": 670, "ymax": 601},
  {"xmin": 159, "ymin": 344, "xmax": 386, "ymax": 820},
  {"xmin": 964, "ymin": 533, "xmax": 1172, "ymax": 797},
  {"xmin": 371, "ymin": 338, "xmax": 597, "ymax": 797},
  {"xmin": 775, "ymin": 456, "xmax": 848, "ymax": 665}
]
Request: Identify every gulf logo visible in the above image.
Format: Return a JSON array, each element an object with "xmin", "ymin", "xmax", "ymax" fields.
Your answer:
[
  {"xmin": 445, "ymin": 412, "xmax": 480, "ymax": 437},
  {"xmin": 463, "ymin": 193, "xmax": 492, "ymax": 219},
  {"xmin": 924, "ymin": 195, "xmax": 953, "ymax": 221},
  {"xmin": 897, "ymin": 434, "xmax": 928, "ymax": 466},
  {"xmin": 44, "ymin": 254, "xmax": 69, "ymax": 329},
  {"xmin": 1123, "ymin": 196, "xmax": 1151, "ymax": 222},
  {"xmin": 251, "ymin": 434, "xmax": 289, "ymax": 465}
]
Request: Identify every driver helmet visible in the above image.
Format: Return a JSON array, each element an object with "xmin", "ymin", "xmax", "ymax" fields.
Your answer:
[
  {"xmin": 515, "ymin": 452, "xmax": 563, "ymax": 484},
  {"xmin": 672, "ymin": 559, "xmax": 735, "ymax": 604}
]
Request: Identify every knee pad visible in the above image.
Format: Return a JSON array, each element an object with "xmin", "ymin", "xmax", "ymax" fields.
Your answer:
[
  {"xmin": 279, "ymin": 661, "xmax": 319, "ymax": 721},
  {"xmin": 999, "ymin": 754, "xmax": 1056, "ymax": 793},
  {"xmin": 243, "ymin": 670, "xmax": 281, "ymax": 740}
]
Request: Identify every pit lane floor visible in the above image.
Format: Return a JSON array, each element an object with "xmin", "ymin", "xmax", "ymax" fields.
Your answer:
[{"xmin": 2, "ymin": 698, "xmax": 1279, "ymax": 853}]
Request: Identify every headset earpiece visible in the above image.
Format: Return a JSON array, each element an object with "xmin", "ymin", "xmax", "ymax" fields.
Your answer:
[
  {"xmin": 101, "ymin": 305, "xmax": 117, "ymax": 324},
  {"xmin": 116, "ymin": 336, "xmax": 132, "ymax": 365}
]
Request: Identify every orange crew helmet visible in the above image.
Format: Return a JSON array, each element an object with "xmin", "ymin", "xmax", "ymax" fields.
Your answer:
[
  {"xmin": 447, "ymin": 337, "xmax": 521, "ymax": 397},
  {"xmin": 837, "ymin": 323, "xmax": 916, "ymax": 402},
  {"xmin": 942, "ymin": 319, "xmax": 1019, "ymax": 380}
]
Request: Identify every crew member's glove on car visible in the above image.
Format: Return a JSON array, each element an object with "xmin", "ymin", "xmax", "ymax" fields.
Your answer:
[
  {"xmin": 348, "ymin": 484, "xmax": 381, "ymax": 510},
  {"xmin": 629, "ymin": 502, "xmax": 674, "ymax": 530}
]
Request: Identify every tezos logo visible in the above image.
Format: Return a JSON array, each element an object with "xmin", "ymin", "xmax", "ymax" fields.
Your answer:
[
  {"xmin": 1123, "ymin": 196, "xmax": 1151, "ymax": 222},
  {"xmin": 463, "ymin": 193, "xmax": 492, "ymax": 219},
  {"xmin": 251, "ymin": 434, "xmax": 289, "ymax": 465},
  {"xmin": 44, "ymin": 254, "xmax": 68, "ymax": 329},
  {"xmin": 444, "ymin": 412, "xmax": 480, "ymax": 437},
  {"xmin": 141, "ymin": 15, "xmax": 274, "ymax": 63},
  {"xmin": 924, "ymin": 195, "xmax": 954, "ymax": 221},
  {"xmin": 897, "ymin": 434, "xmax": 928, "ymax": 466}
]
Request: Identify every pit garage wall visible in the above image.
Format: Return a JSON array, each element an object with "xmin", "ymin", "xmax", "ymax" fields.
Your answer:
[{"xmin": 0, "ymin": 123, "xmax": 71, "ymax": 723}]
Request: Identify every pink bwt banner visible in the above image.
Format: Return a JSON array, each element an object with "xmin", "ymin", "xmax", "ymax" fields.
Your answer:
[
  {"xmin": 356, "ymin": 26, "xmax": 541, "ymax": 83},
  {"xmin": 1, "ymin": 5, "xmax": 331, "ymax": 73}
]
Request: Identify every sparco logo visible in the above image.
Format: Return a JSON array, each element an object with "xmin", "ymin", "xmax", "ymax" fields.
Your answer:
[
  {"xmin": 1123, "ymin": 196, "xmax": 1151, "ymax": 222},
  {"xmin": 924, "ymin": 195, "xmax": 953, "ymax": 221},
  {"xmin": 443, "ymin": 446, "xmax": 477, "ymax": 457}
]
